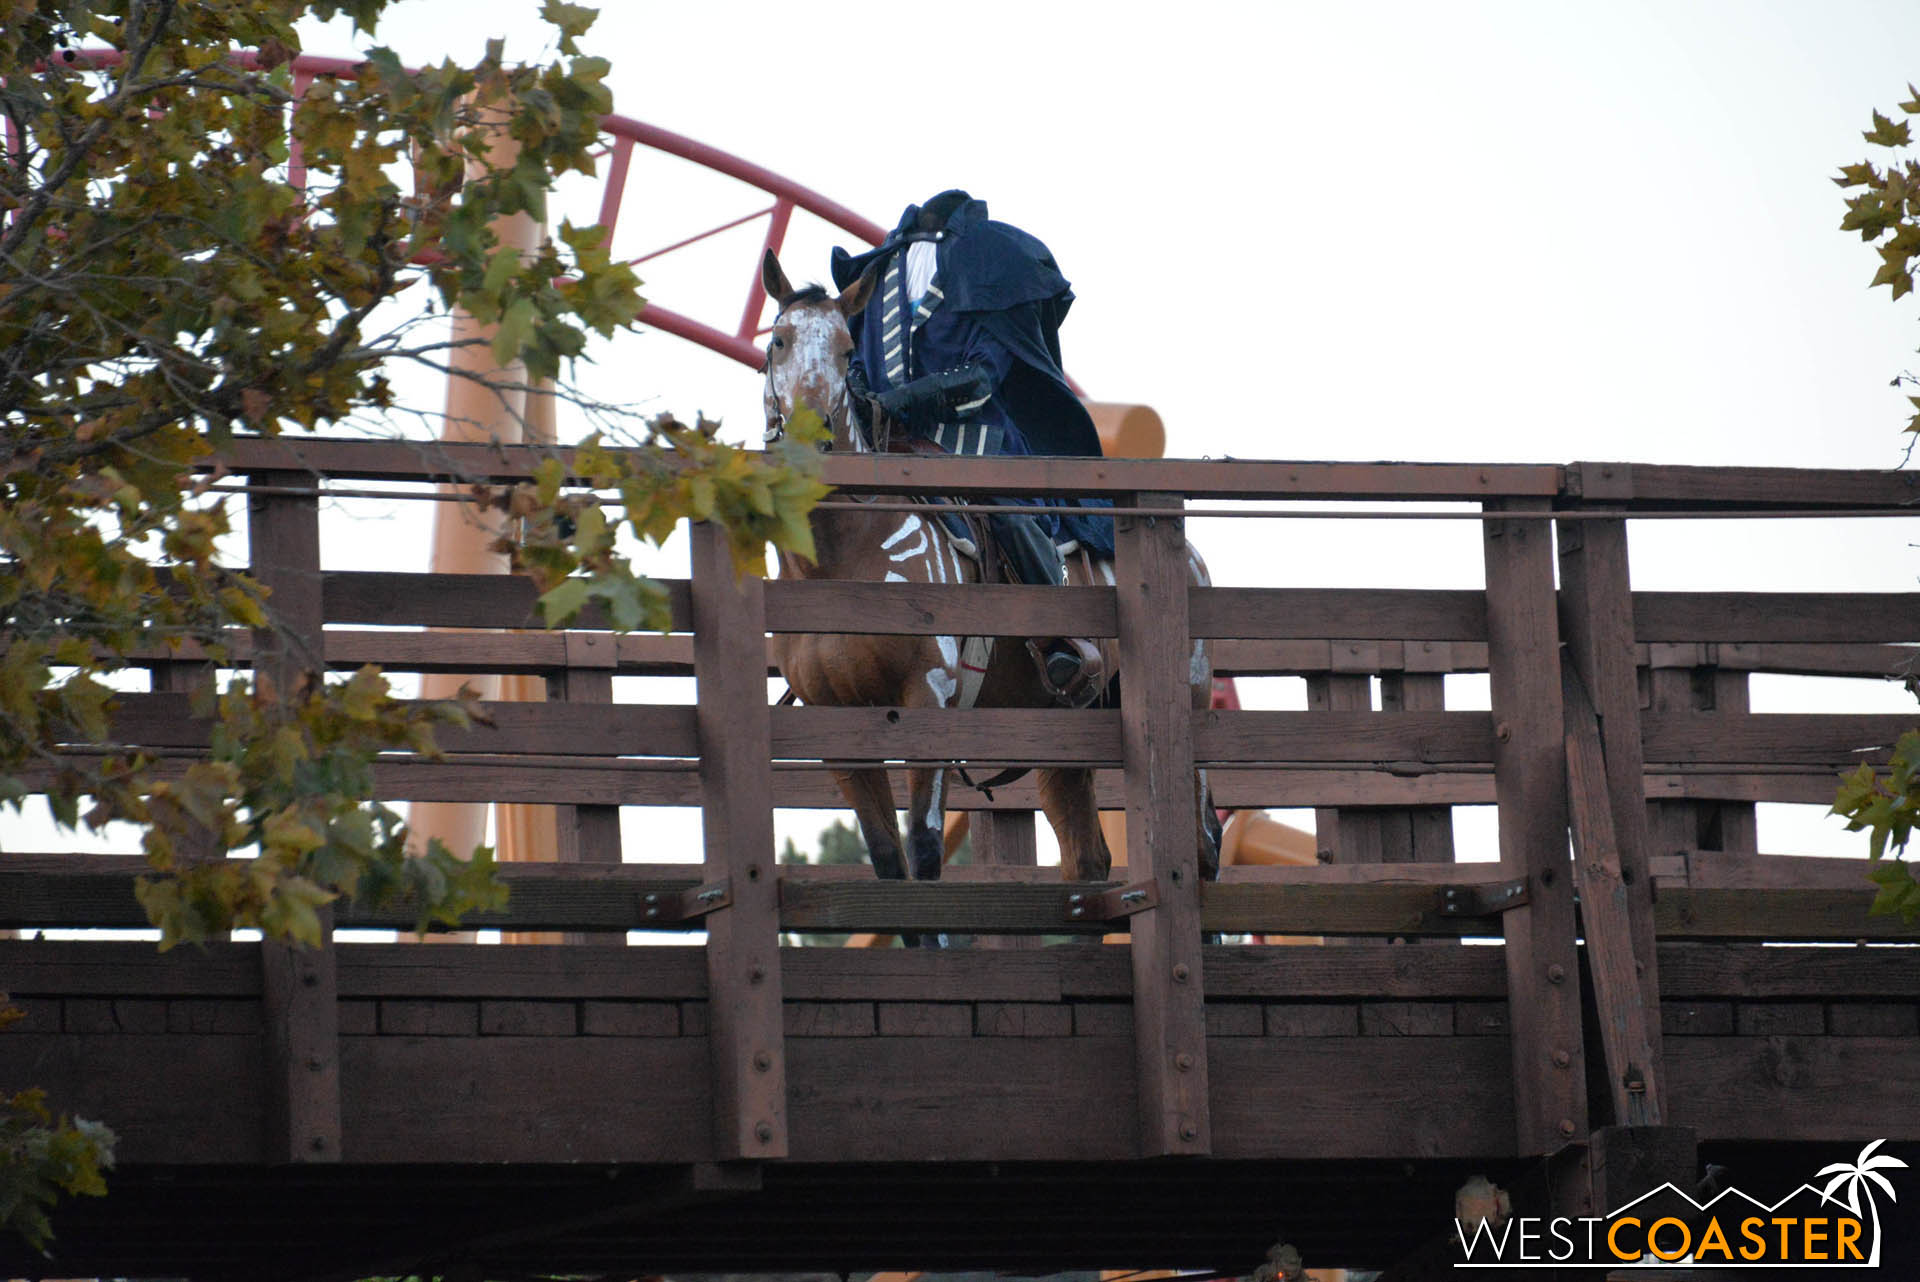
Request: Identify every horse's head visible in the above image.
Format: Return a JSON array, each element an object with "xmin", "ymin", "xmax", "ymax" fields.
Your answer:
[{"xmin": 761, "ymin": 248, "xmax": 876, "ymax": 451}]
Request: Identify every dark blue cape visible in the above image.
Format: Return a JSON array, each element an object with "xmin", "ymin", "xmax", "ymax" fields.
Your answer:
[{"xmin": 832, "ymin": 197, "xmax": 1113, "ymax": 555}]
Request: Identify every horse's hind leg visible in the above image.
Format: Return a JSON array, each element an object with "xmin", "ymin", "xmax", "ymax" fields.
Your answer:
[
  {"xmin": 833, "ymin": 768, "xmax": 907, "ymax": 881},
  {"xmin": 1037, "ymin": 766, "xmax": 1112, "ymax": 882},
  {"xmin": 904, "ymin": 765, "xmax": 948, "ymax": 882}
]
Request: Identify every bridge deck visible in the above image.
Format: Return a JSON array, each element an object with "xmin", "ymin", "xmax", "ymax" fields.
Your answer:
[{"xmin": 7, "ymin": 938, "xmax": 1917, "ymax": 1277}]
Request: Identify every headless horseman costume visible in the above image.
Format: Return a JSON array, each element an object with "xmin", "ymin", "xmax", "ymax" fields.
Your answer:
[{"xmin": 831, "ymin": 191, "xmax": 1114, "ymax": 702}]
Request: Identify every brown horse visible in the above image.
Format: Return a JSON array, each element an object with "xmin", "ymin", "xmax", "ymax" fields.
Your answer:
[{"xmin": 758, "ymin": 249, "xmax": 1220, "ymax": 905}]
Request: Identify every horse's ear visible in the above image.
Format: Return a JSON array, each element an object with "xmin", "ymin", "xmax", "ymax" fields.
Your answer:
[
  {"xmin": 837, "ymin": 260, "xmax": 880, "ymax": 318},
  {"xmin": 761, "ymin": 249, "xmax": 794, "ymax": 305}
]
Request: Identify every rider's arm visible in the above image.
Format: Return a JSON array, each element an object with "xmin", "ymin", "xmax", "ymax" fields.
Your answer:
[{"xmin": 873, "ymin": 327, "xmax": 1017, "ymax": 430}]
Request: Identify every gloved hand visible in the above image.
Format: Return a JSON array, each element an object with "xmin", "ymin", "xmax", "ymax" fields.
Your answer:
[{"xmin": 873, "ymin": 363, "xmax": 994, "ymax": 432}]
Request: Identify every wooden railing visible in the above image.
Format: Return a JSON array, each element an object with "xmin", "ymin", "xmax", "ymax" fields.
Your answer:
[{"xmin": 7, "ymin": 439, "xmax": 1918, "ymax": 1166}]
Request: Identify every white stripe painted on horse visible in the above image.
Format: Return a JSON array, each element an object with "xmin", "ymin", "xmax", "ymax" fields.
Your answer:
[
  {"xmin": 886, "ymin": 570, "xmax": 908, "ymax": 583},
  {"xmin": 924, "ymin": 768, "xmax": 945, "ymax": 830},
  {"xmin": 1098, "ymin": 560, "xmax": 1116, "ymax": 586},
  {"xmin": 887, "ymin": 528, "xmax": 929, "ymax": 563},
  {"xmin": 882, "ymin": 515, "xmax": 923, "ymax": 549}
]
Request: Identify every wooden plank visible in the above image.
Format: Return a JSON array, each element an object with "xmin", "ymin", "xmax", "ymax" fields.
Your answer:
[
  {"xmin": 1642, "ymin": 713, "xmax": 1919, "ymax": 766},
  {"xmin": 689, "ymin": 522, "xmax": 787, "ymax": 1160},
  {"xmin": 1192, "ymin": 710, "xmax": 1497, "ymax": 764},
  {"xmin": 1378, "ymin": 672, "xmax": 1456, "ymax": 866},
  {"xmin": 1632, "ymin": 592, "xmax": 1920, "ymax": 644},
  {"xmin": 1209, "ymin": 1035, "xmax": 1515, "ymax": 1159},
  {"xmin": 772, "ymin": 706, "xmax": 1121, "ymax": 764},
  {"xmin": 548, "ymin": 642, "xmax": 622, "ymax": 940},
  {"xmin": 1307, "ymin": 674, "xmax": 1381, "ymax": 864},
  {"xmin": 1483, "ymin": 499, "xmax": 1587, "ymax": 1155},
  {"xmin": 211, "ymin": 435, "xmax": 1568, "ymax": 498},
  {"xmin": 1643, "ymin": 771, "xmax": 1863, "ymax": 805},
  {"xmin": 1652, "ymin": 888, "xmax": 1903, "ymax": 939},
  {"xmin": 1707, "ymin": 641, "xmax": 1920, "ymax": 678},
  {"xmin": 340, "ymin": 1035, "xmax": 712, "ymax": 1162},
  {"xmin": 1563, "ymin": 670, "xmax": 1665, "ymax": 1126},
  {"xmin": 764, "ymin": 579, "xmax": 1117, "ymax": 638},
  {"xmin": 1605, "ymin": 461, "xmax": 1920, "ymax": 509},
  {"xmin": 1191, "ymin": 588, "xmax": 1488, "ymax": 641},
  {"xmin": 1556, "ymin": 517, "xmax": 1666, "ymax": 1127},
  {"xmin": 1116, "ymin": 493, "xmax": 1210, "ymax": 1156},
  {"xmin": 260, "ymin": 934, "xmax": 341, "ymax": 1163},
  {"xmin": 91, "ymin": 698, "xmax": 1500, "ymax": 767},
  {"xmin": 1665, "ymin": 1037, "xmax": 1920, "ymax": 1141},
  {"xmin": 970, "ymin": 810, "xmax": 1040, "ymax": 952},
  {"xmin": 1214, "ymin": 638, "xmax": 1492, "ymax": 676},
  {"xmin": 6, "ymin": 858, "xmax": 1535, "ymax": 936},
  {"xmin": 137, "ymin": 629, "xmax": 1920, "ymax": 681},
  {"xmin": 0, "ymin": 1035, "xmax": 266, "ymax": 1163},
  {"xmin": 323, "ymin": 571, "xmax": 694, "ymax": 631},
  {"xmin": 16, "ymin": 758, "xmax": 1503, "ymax": 809},
  {"xmin": 247, "ymin": 476, "xmax": 341, "ymax": 1166},
  {"xmin": 1656, "ymin": 943, "xmax": 1920, "ymax": 998}
]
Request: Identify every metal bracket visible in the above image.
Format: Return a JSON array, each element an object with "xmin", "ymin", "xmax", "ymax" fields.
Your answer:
[
  {"xmin": 641, "ymin": 879, "xmax": 732, "ymax": 925},
  {"xmin": 1439, "ymin": 878, "xmax": 1529, "ymax": 918},
  {"xmin": 1066, "ymin": 879, "xmax": 1159, "ymax": 923}
]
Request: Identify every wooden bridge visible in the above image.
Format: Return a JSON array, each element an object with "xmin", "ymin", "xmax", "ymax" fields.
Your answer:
[{"xmin": 5, "ymin": 439, "xmax": 1920, "ymax": 1280}]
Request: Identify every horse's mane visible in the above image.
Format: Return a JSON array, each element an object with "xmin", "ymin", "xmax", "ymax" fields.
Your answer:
[{"xmin": 779, "ymin": 283, "xmax": 831, "ymax": 308}]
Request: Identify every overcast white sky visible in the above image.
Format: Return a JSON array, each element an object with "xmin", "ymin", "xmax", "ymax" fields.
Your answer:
[{"xmin": 14, "ymin": 1, "xmax": 1920, "ymax": 870}]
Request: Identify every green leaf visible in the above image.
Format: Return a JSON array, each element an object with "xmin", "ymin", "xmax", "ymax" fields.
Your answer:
[
  {"xmin": 537, "ymin": 577, "xmax": 591, "ymax": 626},
  {"xmin": 491, "ymin": 297, "xmax": 537, "ymax": 367},
  {"xmin": 540, "ymin": 0, "xmax": 600, "ymax": 54}
]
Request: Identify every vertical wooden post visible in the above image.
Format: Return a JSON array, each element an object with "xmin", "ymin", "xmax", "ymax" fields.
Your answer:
[
  {"xmin": 1557, "ymin": 515, "xmax": 1666, "ymax": 1126},
  {"xmin": 1115, "ymin": 493, "xmax": 1209, "ymax": 1157},
  {"xmin": 543, "ymin": 632, "xmax": 623, "ymax": 947},
  {"xmin": 1379, "ymin": 669, "xmax": 1458, "ymax": 866},
  {"xmin": 1307, "ymin": 671, "xmax": 1383, "ymax": 863},
  {"xmin": 1646, "ymin": 658, "xmax": 1759, "ymax": 856},
  {"xmin": 1482, "ymin": 500, "xmax": 1585, "ymax": 1155},
  {"xmin": 971, "ymin": 810, "xmax": 1040, "ymax": 952},
  {"xmin": 247, "ymin": 474, "xmax": 342, "ymax": 1163},
  {"xmin": 690, "ymin": 521, "xmax": 787, "ymax": 1160}
]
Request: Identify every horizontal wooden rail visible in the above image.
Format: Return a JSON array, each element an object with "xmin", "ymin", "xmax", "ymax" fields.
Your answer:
[
  {"xmin": 113, "ymin": 632, "xmax": 1918, "ymax": 684},
  {"xmin": 1571, "ymin": 460, "xmax": 1920, "ymax": 509},
  {"xmin": 203, "ymin": 438, "xmax": 1920, "ymax": 510},
  {"xmin": 8, "ymin": 852, "xmax": 1900, "ymax": 940}
]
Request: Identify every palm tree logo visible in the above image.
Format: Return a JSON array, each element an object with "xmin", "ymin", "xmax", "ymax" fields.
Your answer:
[{"xmin": 1817, "ymin": 1139, "xmax": 1908, "ymax": 1266}]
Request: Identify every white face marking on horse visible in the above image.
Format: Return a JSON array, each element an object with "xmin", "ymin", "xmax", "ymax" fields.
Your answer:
[
  {"xmin": 764, "ymin": 301, "xmax": 855, "ymax": 446},
  {"xmin": 925, "ymin": 667, "xmax": 957, "ymax": 706},
  {"xmin": 936, "ymin": 635, "xmax": 959, "ymax": 668}
]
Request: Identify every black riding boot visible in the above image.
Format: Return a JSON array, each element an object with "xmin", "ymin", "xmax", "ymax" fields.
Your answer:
[{"xmin": 990, "ymin": 513, "xmax": 1105, "ymax": 707}]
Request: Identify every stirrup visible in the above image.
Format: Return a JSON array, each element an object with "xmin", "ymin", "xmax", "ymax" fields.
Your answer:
[{"xmin": 1027, "ymin": 638, "xmax": 1105, "ymax": 708}]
